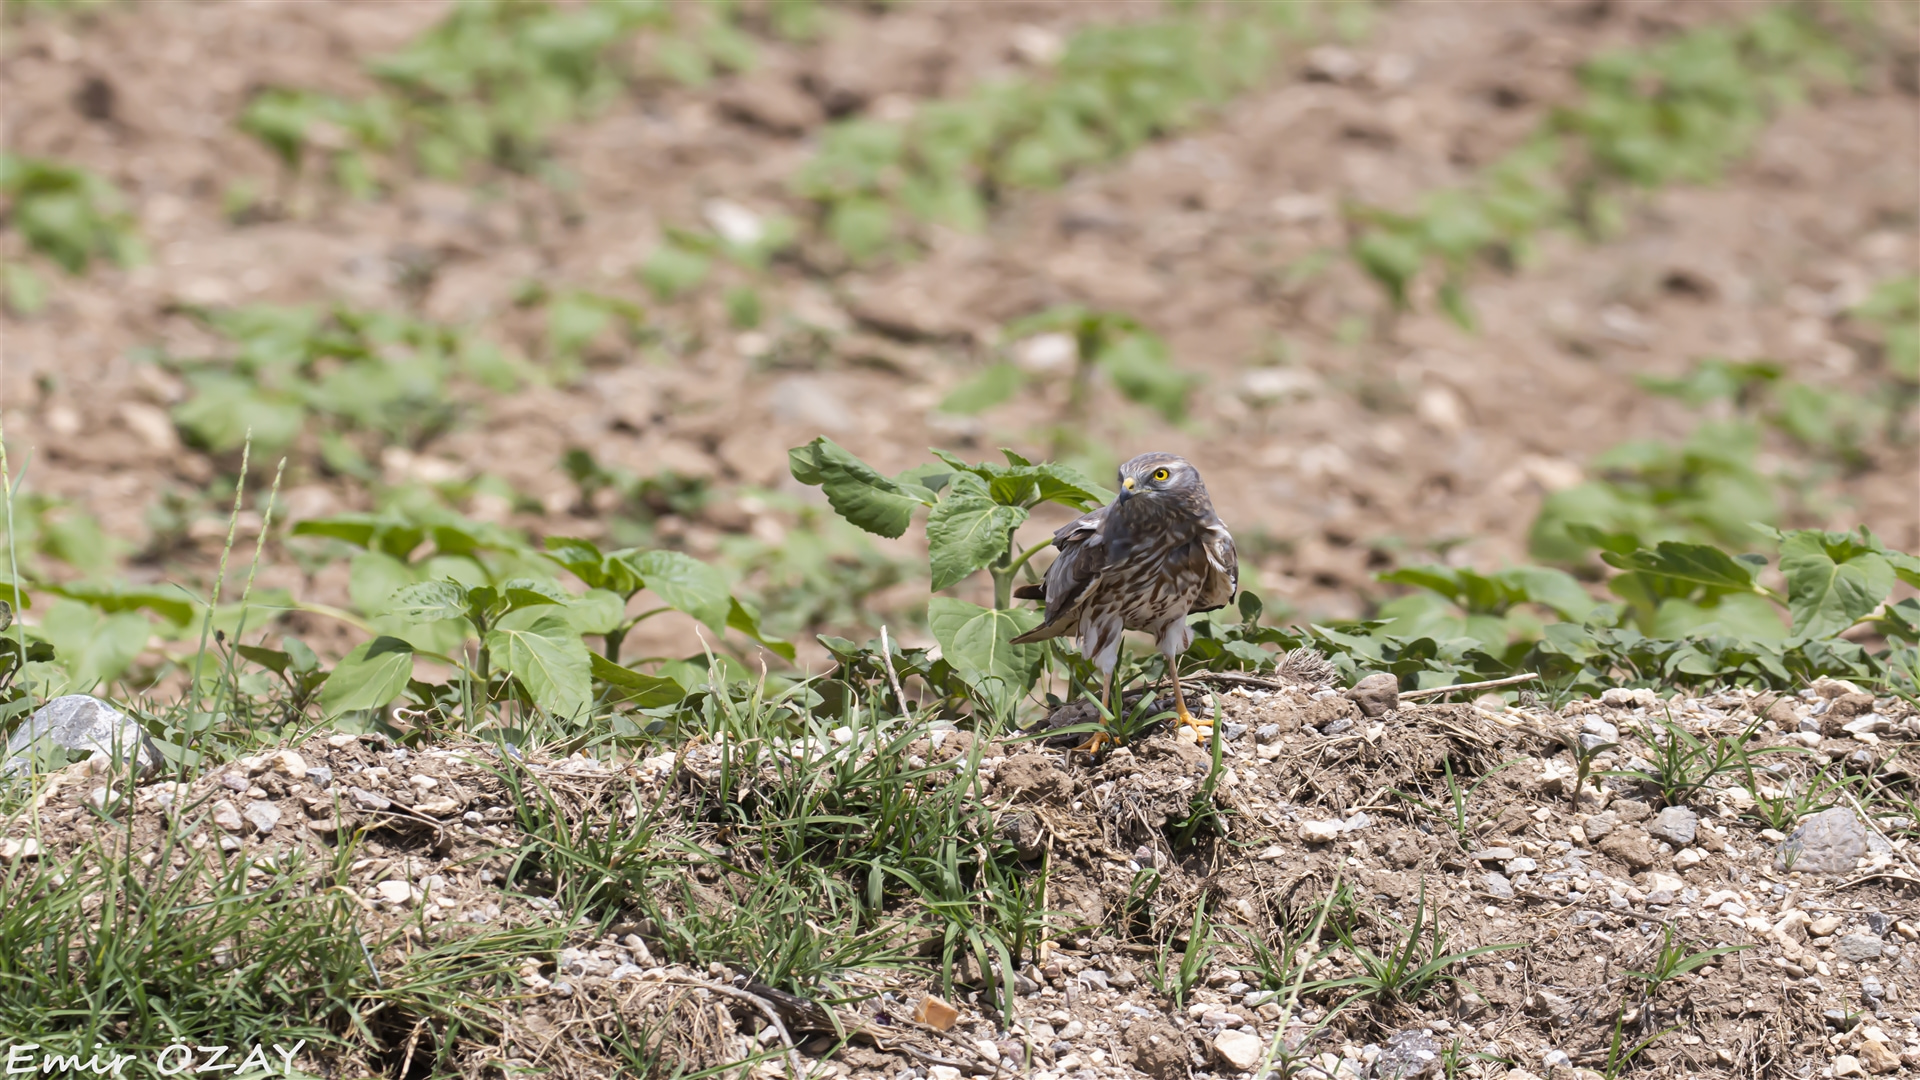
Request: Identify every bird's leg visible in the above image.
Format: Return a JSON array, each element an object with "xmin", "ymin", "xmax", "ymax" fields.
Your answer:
[
  {"xmin": 1167, "ymin": 661, "xmax": 1210, "ymax": 738},
  {"xmin": 1075, "ymin": 666, "xmax": 1112, "ymax": 754}
]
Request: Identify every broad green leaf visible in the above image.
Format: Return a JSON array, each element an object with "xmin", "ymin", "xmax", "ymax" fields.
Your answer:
[
  {"xmin": 1500, "ymin": 566, "xmax": 1599, "ymax": 620},
  {"xmin": 488, "ymin": 611, "xmax": 592, "ymax": 719},
  {"xmin": 565, "ymin": 588, "xmax": 627, "ymax": 636},
  {"xmin": 501, "ymin": 577, "xmax": 569, "ymax": 613},
  {"xmin": 627, "ymin": 550, "xmax": 731, "ymax": 632},
  {"xmin": 589, "ymin": 653, "xmax": 687, "ymax": 708},
  {"xmin": 235, "ymin": 645, "xmax": 290, "ymax": 674},
  {"xmin": 1778, "ymin": 529, "xmax": 1893, "ymax": 639},
  {"xmin": 928, "ymin": 597, "xmax": 1043, "ymax": 721},
  {"xmin": 39, "ymin": 582, "xmax": 194, "ymax": 627},
  {"xmin": 728, "ymin": 597, "xmax": 796, "ymax": 661},
  {"xmin": 284, "ymin": 636, "xmax": 321, "ymax": 674},
  {"xmin": 543, "ymin": 536, "xmax": 609, "ymax": 589},
  {"xmin": 347, "ymin": 551, "xmax": 416, "ymax": 617},
  {"xmin": 1599, "ymin": 541, "xmax": 1762, "ymax": 594},
  {"xmin": 788, "ymin": 436, "xmax": 935, "ymax": 539},
  {"xmin": 927, "ymin": 493, "xmax": 1028, "ymax": 592},
  {"xmin": 387, "ymin": 580, "xmax": 470, "ymax": 624},
  {"xmin": 1027, "ymin": 462, "xmax": 1114, "ymax": 509},
  {"xmin": 38, "ymin": 600, "xmax": 149, "ymax": 692},
  {"xmin": 940, "ymin": 363, "xmax": 1024, "ymax": 415},
  {"xmin": 320, "ymin": 636, "xmax": 416, "ymax": 718}
]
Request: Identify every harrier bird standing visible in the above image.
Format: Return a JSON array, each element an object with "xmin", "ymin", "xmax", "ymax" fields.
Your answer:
[{"xmin": 1012, "ymin": 452, "xmax": 1237, "ymax": 743}]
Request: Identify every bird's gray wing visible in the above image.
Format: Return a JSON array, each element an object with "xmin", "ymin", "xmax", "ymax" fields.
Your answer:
[
  {"xmin": 1010, "ymin": 506, "xmax": 1109, "ymax": 643},
  {"xmin": 1193, "ymin": 520, "xmax": 1238, "ymax": 613}
]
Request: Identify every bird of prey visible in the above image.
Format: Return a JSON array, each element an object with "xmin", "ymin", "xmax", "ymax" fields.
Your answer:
[{"xmin": 1011, "ymin": 452, "xmax": 1237, "ymax": 745}]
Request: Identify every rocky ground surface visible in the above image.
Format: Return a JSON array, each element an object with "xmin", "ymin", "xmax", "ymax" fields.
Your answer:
[{"xmin": 7, "ymin": 674, "xmax": 1919, "ymax": 1078}]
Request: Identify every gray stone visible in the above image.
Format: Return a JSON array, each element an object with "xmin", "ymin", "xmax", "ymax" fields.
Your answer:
[
  {"xmin": 1484, "ymin": 872, "xmax": 1514, "ymax": 899},
  {"xmin": 211, "ymin": 800, "xmax": 244, "ymax": 832},
  {"xmin": 1505, "ymin": 857, "xmax": 1539, "ymax": 874},
  {"xmin": 305, "ymin": 767, "xmax": 333, "ymax": 788},
  {"xmin": 2, "ymin": 695, "xmax": 161, "ymax": 780},
  {"xmin": 1374, "ymin": 1028, "xmax": 1442, "ymax": 1079},
  {"xmin": 1255, "ymin": 724, "xmax": 1282, "ymax": 744},
  {"xmin": 1775, "ymin": 807, "xmax": 1869, "ymax": 875},
  {"xmin": 347, "ymin": 786, "xmax": 392, "ymax": 811},
  {"xmin": 1321, "ymin": 717, "xmax": 1355, "ymax": 736},
  {"xmin": 1581, "ymin": 813, "xmax": 1618, "ymax": 842},
  {"xmin": 220, "ymin": 772, "xmax": 249, "ymax": 792},
  {"xmin": 1861, "ymin": 977, "xmax": 1885, "ymax": 1004},
  {"xmin": 1347, "ymin": 672, "xmax": 1399, "ymax": 718},
  {"xmin": 1579, "ymin": 733, "xmax": 1614, "ymax": 752},
  {"xmin": 1837, "ymin": 934, "xmax": 1884, "ymax": 962},
  {"xmin": 1799, "ymin": 716, "xmax": 1823, "ymax": 734},
  {"xmin": 1222, "ymin": 722, "xmax": 1248, "ymax": 742},
  {"xmin": 1469, "ymin": 847, "xmax": 1517, "ymax": 863},
  {"xmin": 998, "ymin": 809, "xmax": 1048, "ymax": 860},
  {"xmin": 1076, "ymin": 969, "xmax": 1109, "ymax": 991},
  {"xmin": 1843, "ymin": 713, "xmax": 1890, "ymax": 735},
  {"xmin": 1581, "ymin": 718, "xmax": 1619, "ymax": 741},
  {"xmin": 1647, "ymin": 807, "xmax": 1699, "ymax": 847},
  {"xmin": 1868, "ymin": 912, "xmax": 1892, "ymax": 937},
  {"xmin": 243, "ymin": 800, "xmax": 281, "ymax": 836}
]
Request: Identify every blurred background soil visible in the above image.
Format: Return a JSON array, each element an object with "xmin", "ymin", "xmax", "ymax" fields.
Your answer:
[{"xmin": 1, "ymin": 0, "xmax": 1915, "ymax": 669}]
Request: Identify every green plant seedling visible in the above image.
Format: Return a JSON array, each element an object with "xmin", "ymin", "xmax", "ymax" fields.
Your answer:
[
  {"xmin": 1310, "ymin": 882, "xmax": 1524, "ymax": 1007},
  {"xmin": 1391, "ymin": 757, "xmax": 1525, "ymax": 850}
]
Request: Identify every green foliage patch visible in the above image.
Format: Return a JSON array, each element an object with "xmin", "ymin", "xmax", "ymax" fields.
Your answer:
[
  {"xmin": 238, "ymin": 0, "xmax": 675, "ymax": 186},
  {"xmin": 0, "ymin": 154, "xmax": 145, "ymax": 288},
  {"xmin": 1349, "ymin": 6, "xmax": 1856, "ymax": 325},
  {"xmin": 157, "ymin": 303, "xmax": 529, "ymax": 473},
  {"xmin": 792, "ymin": 3, "xmax": 1312, "ymax": 263}
]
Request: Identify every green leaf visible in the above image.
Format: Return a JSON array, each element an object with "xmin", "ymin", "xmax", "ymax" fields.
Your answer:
[
  {"xmin": 787, "ymin": 436, "xmax": 935, "ymax": 539},
  {"xmin": 639, "ymin": 239, "xmax": 710, "ymax": 300},
  {"xmin": 927, "ymin": 494, "xmax": 1028, "ymax": 592},
  {"xmin": 940, "ymin": 363, "xmax": 1025, "ymax": 415},
  {"xmin": 1026, "ymin": 462, "xmax": 1115, "ymax": 509},
  {"xmin": 320, "ymin": 636, "xmax": 416, "ymax": 718},
  {"xmin": 928, "ymin": 597, "xmax": 1043, "ymax": 721},
  {"xmin": 387, "ymin": 580, "xmax": 470, "ymax": 624},
  {"xmin": 236, "ymin": 645, "xmax": 291, "ymax": 674},
  {"xmin": 38, "ymin": 600, "xmax": 149, "ymax": 692},
  {"xmin": 589, "ymin": 653, "xmax": 688, "ymax": 708},
  {"xmin": 1600, "ymin": 542, "xmax": 1762, "ymax": 594},
  {"xmin": 565, "ymin": 588, "xmax": 627, "ymax": 636},
  {"xmin": 626, "ymin": 550, "xmax": 731, "ymax": 632},
  {"xmin": 1778, "ymin": 529, "xmax": 1893, "ymax": 639},
  {"xmin": 488, "ymin": 611, "xmax": 592, "ymax": 719},
  {"xmin": 39, "ymin": 582, "xmax": 194, "ymax": 627},
  {"xmin": 728, "ymin": 596, "xmax": 796, "ymax": 661},
  {"xmin": 500, "ymin": 577, "xmax": 569, "ymax": 613},
  {"xmin": 347, "ymin": 551, "xmax": 416, "ymax": 617},
  {"xmin": 542, "ymin": 536, "xmax": 608, "ymax": 589}
]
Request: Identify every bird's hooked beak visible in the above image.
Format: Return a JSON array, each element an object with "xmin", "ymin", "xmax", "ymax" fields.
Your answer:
[{"xmin": 1116, "ymin": 475, "xmax": 1135, "ymax": 504}]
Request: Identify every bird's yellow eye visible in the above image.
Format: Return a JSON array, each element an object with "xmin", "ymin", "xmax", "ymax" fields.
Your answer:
[{"xmin": 1152, "ymin": 468, "xmax": 1170, "ymax": 482}]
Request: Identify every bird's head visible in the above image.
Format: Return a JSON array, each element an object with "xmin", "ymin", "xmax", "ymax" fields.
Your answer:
[{"xmin": 1113, "ymin": 452, "xmax": 1203, "ymax": 508}]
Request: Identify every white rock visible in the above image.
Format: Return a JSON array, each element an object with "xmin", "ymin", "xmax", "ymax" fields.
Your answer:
[
  {"xmin": 1644, "ymin": 872, "xmax": 1685, "ymax": 894},
  {"xmin": 1214, "ymin": 1029, "xmax": 1265, "ymax": 1071},
  {"xmin": 270, "ymin": 750, "xmax": 307, "ymax": 778},
  {"xmin": 1300, "ymin": 820, "xmax": 1344, "ymax": 843},
  {"xmin": 1674, "ymin": 848, "xmax": 1705, "ymax": 869},
  {"xmin": 376, "ymin": 880, "xmax": 414, "ymax": 905},
  {"xmin": 0, "ymin": 838, "xmax": 41, "ymax": 861}
]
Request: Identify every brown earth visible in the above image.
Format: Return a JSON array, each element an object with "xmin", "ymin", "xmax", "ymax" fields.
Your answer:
[{"xmin": 0, "ymin": 0, "xmax": 1914, "ymax": 671}]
